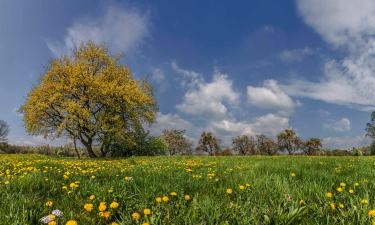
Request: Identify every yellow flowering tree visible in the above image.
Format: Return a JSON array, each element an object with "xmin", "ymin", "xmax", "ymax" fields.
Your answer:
[{"xmin": 20, "ymin": 42, "xmax": 157, "ymax": 157}]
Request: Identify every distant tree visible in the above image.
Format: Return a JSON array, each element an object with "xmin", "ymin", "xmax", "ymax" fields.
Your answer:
[
  {"xmin": 196, "ymin": 132, "xmax": 221, "ymax": 155},
  {"xmin": 232, "ymin": 135, "xmax": 257, "ymax": 155},
  {"xmin": 0, "ymin": 120, "xmax": 9, "ymax": 144},
  {"xmin": 256, "ymin": 134, "xmax": 277, "ymax": 155},
  {"xmin": 277, "ymin": 129, "xmax": 302, "ymax": 155},
  {"xmin": 303, "ymin": 138, "xmax": 322, "ymax": 155},
  {"xmin": 366, "ymin": 112, "xmax": 375, "ymax": 155},
  {"xmin": 162, "ymin": 129, "xmax": 192, "ymax": 155},
  {"xmin": 20, "ymin": 42, "xmax": 157, "ymax": 158}
]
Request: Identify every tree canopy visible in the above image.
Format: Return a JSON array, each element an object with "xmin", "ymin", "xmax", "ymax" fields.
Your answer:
[{"xmin": 20, "ymin": 42, "xmax": 157, "ymax": 157}]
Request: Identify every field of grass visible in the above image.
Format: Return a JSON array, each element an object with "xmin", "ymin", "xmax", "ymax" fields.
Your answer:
[{"xmin": 0, "ymin": 154, "xmax": 375, "ymax": 225}]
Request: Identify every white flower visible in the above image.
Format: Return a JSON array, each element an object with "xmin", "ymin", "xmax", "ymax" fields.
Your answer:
[
  {"xmin": 40, "ymin": 216, "xmax": 52, "ymax": 224},
  {"xmin": 52, "ymin": 209, "xmax": 63, "ymax": 217}
]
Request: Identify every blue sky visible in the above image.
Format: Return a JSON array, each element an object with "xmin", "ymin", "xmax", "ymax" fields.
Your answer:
[{"xmin": 1, "ymin": 0, "xmax": 374, "ymax": 148}]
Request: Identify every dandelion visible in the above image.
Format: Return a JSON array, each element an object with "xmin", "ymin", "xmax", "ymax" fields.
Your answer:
[
  {"xmin": 299, "ymin": 199, "xmax": 305, "ymax": 205},
  {"xmin": 239, "ymin": 185, "xmax": 245, "ymax": 190},
  {"xmin": 339, "ymin": 203, "xmax": 344, "ymax": 209},
  {"xmin": 336, "ymin": 187, "xmax": 343, "ymax": 192},
  {"xmin": 170, "ymin": 191, "xmax": 177, "ymax": 196},
  {"xmin": 110, "ymin": 201, "xmax": 119, "ymax": 209},
  {"xmin": 369, "ymin": 209, "xmax": 375, "ymax": 217},
  {"xmin": 99, "ymin": 211, "xmax": 111, "ymax": 219},
  {"xmin": 142, "ymin": 223, "xmax": 150, "ymax": 225},
  {"xmin": 340, "ymin": 182, "xmax": 346, "ymax": 187},
  {"xmin": 326, "ymin": 192, "xmax": 332, "ymax": 198},
  {"xmin": 291, "ymin": 172, "xmax": 296, "ymax": 177},
  {"xmin": 143, "ymin": 208, "xmax": 151, "ymax": 215},
  {"xmin": 184, "ymin": 194, "xmax": 191, "ymax": 201},
  {"xmin": 84, "ymin": 203, "xmax": 94, "ymax": 212},
  {"xmin": 66, "ymin": 220, "xmax": 78, "ymax": 225},
  {"xmin": 226, "ymin": 188, "xmax": 233, "ymax": 194},
  {"xmin": 99, "ymin": 202, "xmax": 107, "ymax": 211},
  {"xmin": 162, "ymin": 196, "xmax": 169, "ymax": 202},
  {"xmin": 45, "ymin": 201, "xmax": 54, "ymax": 207},
  {"xmin": 354, "ymin": 182, "xmax": 360, "ymax": 186},
  {"xmin": 361, "ymin": 199, "xmax": 369, "ymax": 205},
  {"xmin": 349, "ymin": 189, "xmax": 354, "ymax": 194},
  {"xmin": 48, "ymin": 221, "xmax": 57, "ymax": 225},
  {"xmin": 111, "ymin": 223, "xmax": 119, "ymax": 225},
  {"xmin": 155, "ymin": 197, "xmax": 162, "ymax": 203},
  {"xmin": 330, "ymin": 202, "xmax": 335, "ymax": 210},
  {"xmin": 132, "ymin": 212, "xmax": 141, "ymax": 220},
  {"xmin": 89, "ymin": 195, "xmax": 95, "ymax": 200}
]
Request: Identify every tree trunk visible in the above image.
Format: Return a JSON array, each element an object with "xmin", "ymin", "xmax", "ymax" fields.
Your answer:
[
  {"xmin": 81, "ymin": 136, "xmax": 97, "ymax": 158},
  {"xmin": 73, "ymin": 138, "xmax": 81, "ymax": 159}
]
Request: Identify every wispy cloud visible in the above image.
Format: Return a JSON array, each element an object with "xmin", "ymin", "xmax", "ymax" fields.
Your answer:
[{"xmin": 47, "ymin": 5, "xmax": 151, "ymax": 56}]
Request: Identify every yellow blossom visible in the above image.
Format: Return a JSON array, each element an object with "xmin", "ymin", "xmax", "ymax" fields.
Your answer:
[
  {"xmin": 170, "ymin": 191, "xmax": 177, "ymax": 196},
  {"xmin": 132, "ymin": 212, "xmax": 141, "ymax": 220},
  {"xmin": 143, "ymin": 208, "xmax": 151, "ymax": 215},
  {"xmin": 89, "ymin": 195, "xmax": 95, "ymax": 200},
  {"xmin": 162, "ymin": 196, "xmax": 169, "ymax": 202},
  {"xmin": 84, "ymin": 203, "xmax": 93, "ymax": 212},
  {"xmin": 326, "ymin": 192, "xmax": 332, "ymax": 198},
  {"xmin": 45, "ymin": 201, "xmax": 53, "ymax": 207},
  {"xmin": 226, "ymin": 188, "xmax": 233, "ymax": 194},
  {"xmin": 99, "ymin": 202, "xmax": 107, "ymax": 211},
  {"xmin": 184, "ymin": 194, "xmax": 191, "ymax": 201},
  {"xmin": 369, "ymin": 210, "xmax": 375, "ymax": 217},
  {"xmin": 110, "ymin": 201, "xmax": 119, "ymax": 209},
  {"xmin": 66, "ymin": 220, "xmax": 78, "ymax": 225}
]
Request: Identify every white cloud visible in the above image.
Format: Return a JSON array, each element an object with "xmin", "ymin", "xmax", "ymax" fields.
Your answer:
[
  {"xmin": 283, "ymin": 0, "xmax": 375, "ymax": 110},
  {"xmin": 324, "ymin": 117, "xmax": 351, "ymax": 132},
  {"xmin": 279, "ymin": 47, "xmax": 314, "ymax": 63},
  {"xmin": 173, "ymin": 63, "xmax": 240, "ymax": 118},
  {"xmin": 323, "ymin": 134, "xmax": 371, "ymax": 149},
  {"xmin": 209, "ymin": 113, "xmax": 289, "ymax": 144},
  {"xmin": 170, "ymin": 61, "xmax": 204, "ymax": 88},
  {"xmin": 247, "ymin": 80, "xmax": 296, "ymax": 113},
  {"xmin": 150, "ymin": 68, "xmax": 165, "ymax": 83},
  {"xmin": 47, "ymin": 6, "xmax": 150, "ymax": 56}
]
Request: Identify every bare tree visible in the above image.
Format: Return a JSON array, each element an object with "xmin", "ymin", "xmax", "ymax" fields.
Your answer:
[
  {"xmin": 303, "ymin": 138, "xmax": 322, "ymax": 155},
  {"xmin": 162, "ymin": 129, "xmax": 192, "ymax": 155},
  {"xmin": 277, "ymin": 129, "xmax": 302, "ymax": 155},
  {"xmin": 196, "ymin": 132, "xmax": 221, "ymax": 155},
  {"xmin": 256, "ymin": 134, "xmax": 278, "ymax": 155},
  {"xmin": 232, "ymin": 135, "xmax": 257, "ymax": 155}
]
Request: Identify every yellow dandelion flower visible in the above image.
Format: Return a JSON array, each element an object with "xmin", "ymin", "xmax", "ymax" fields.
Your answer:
[
  {"xmin": 349, "ymin": 189, "xmax": 354, "ymax": 194},
  {"xmin": 89, "ymin": 195, "xmax": 95, "ymax": 200},
  {"xmin": 239, "ymin": 185, "xmax": 245, "ymax": 190},
  {"xmin": 155, "ymin": 197, "xmax": 162, "ymax": 203},
  {"xmin": 339, "ymin": 203, "xmax": 344, "ymax": 209},
  {"xmin": 326, "ymin": 192, "xmax": 332, "ymax": 198},
  {"xmin": 110, "ymin": 201, "xmax": 119, "ymax": 209},
  {"xmin": 340, "ymin": 182, "xmax": 346, "ymax": 187},
  {"xmin": 99, "ymin": 211, "xmax": 111, "ymax": 219},
  {"xmin": 226, "ymin": 188, "xmax": 233, "ymax": 194},
  {"xmin": 66, "ymin": 220, "xmax": 78, "ymax": 225},
  {"xmin": 162, "ymin": 196, "xmax": 169, "ymax": 202},
  {"xmin": 170, "ymin": 191, "xmax": 177, "ymax": 196},
  {"xmin": 184, "ymin": 194, "xmax": 191, "ymax": 201},
  {"xmin": 291, "ymin": 172, "xmax": 296, "ymax": 177},
  {"xmin": 132, "ymin": 212, "xmax": 141, "ymax": 220},
  {"xmin": 369, "ymin": 209, "xmax": 375, "ymax": 217},
  {"xmin": 337, "ymin": 187, "xmax": 343, "ymax": 192},
  {"xmin": 99, "ymin": 202, "xmax": 107, "ymax": 212},
  {"xmin": 84, "ymin": 203, "xmax": 93, "ymax": 212},
  {"xmin": 330, "ymin": 202, "xmax": 335, "ymax": 210},
  {"xmin": 143, "ymin": 208, "xmax": 151, "ymax": 215},
  {"xmin": 361, "ymin": 199, "xmax": 369, "ymax": 205},
  {"xmin": 45, "ymin": 201, "xmax": 53, "ymax": 207},
  {"xmin": 142, "ymin": 223, "xmax": 150, "ymax": 225},
  {"xmin": 48, "ymin": 221, "xmax": 57, "ymax": 225}
]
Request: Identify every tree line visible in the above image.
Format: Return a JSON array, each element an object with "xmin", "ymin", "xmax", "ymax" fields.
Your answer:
[{"xmin": 162, "ymin": 128, "xmax": 323, "ymax": 156}]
